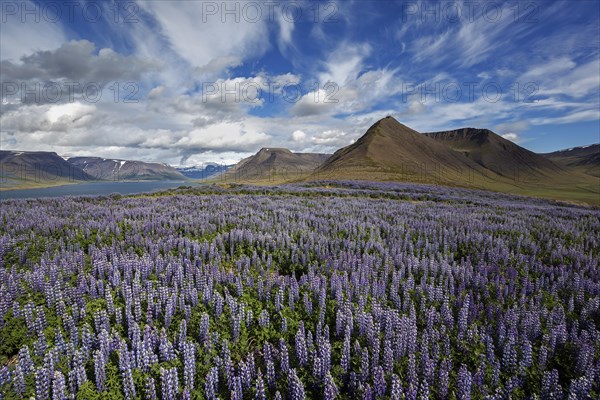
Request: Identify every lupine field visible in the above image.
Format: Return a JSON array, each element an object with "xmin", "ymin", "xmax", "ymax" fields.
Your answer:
[{"xmin": 0, "ymin": 181, "xmax": 599, "ymax": 400}]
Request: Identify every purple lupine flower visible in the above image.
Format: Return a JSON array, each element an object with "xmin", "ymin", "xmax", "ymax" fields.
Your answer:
[
  {"xmin": 363, "ymin": 383, "xmax": 373, "ymax": 400},
  {"xmin": 457, "ymin": 364, "xmax": 472, "ymax": 400},
  {"xmin": 205, "ymin": 367, "xmax": 219, "ymax": 400},
  {"xmin": 541, "ymin": 369, "xmax": 563, "ymax": 400},
  {"xmin": 183, "ymin": 341, "xmax": 196, "ymax": 390},
  {"xmin": 73, "ymin": 349, "xmax": 88, "ymax": 390},
  {"xmin": 341, "ymin": 332, "xmax": 351, "ymax": 373},
  {"xmin": 232, "ymin": 311, "xmax": 242, "ymax": 342},
  {"xmin": 81, "ymin": 323, "xmax": 94, "ymax": 358},
  {"xmin": 259, "ymin": 309, "xmax": 270, "ymax": 328},
  {"xmin": 418, "ymin": 379, "xmax": 430, "ymax": 400},
  {"xmin": 266, "ymin": 359, "xmax": 276, "ymax": 389},
  {"xmin": 382, "ymin": 337, "xmax": 394, "ymax": 374},
  {"xmin": 231, "ymin": 376, "xmax": 243, "ymax": 400},
  {"xmin": 118, "ymin": 346, "xmax": 136, "ymax": 400},
  {"xmin": 255, "ymin": 370, "xmax": 266, "ymax": 400},
  {"xmin": 177, "ymin": 320, "xmax": 187, "ymax": 351},
  {"xmin": 34, "ymin": 331, "xmax": 47, "ymax": 357},
  {"xmin": 437, "ymin": 358, "xmax": 450, "ymax": 399},
  {"xmin": 275, "ymin": 287, "xmax": 283, "ymax": 312},
  {"xmin": 12, "ymin": 364, "xmax": 25, "ymax": 396},
  {"xmin": 295, "ymin": 322, "xmax": 308, "ymax": 367},
  {"xmin": 36, "ymin": 367, "xmax": 50, "ymax": 400},
  {"xmin": 52, "ymin": 370, "xmax": 67, "ymax": 400},
  {"xmin": 159, "ymin": 328, "xmax": 175, "ymax": 362},
  {"xmin": 303, "ymin": 293, "xmax": 313, "ymax": 314},
  {"xmin": 288, "ymin": 368, "xmax": 305, "ymax": 400},
  {"xmin": 239, "ymin": 360, "xmax": 252, "ymax": 390},
  {"xmin": 323, "ymin": 372, "xmax": 338, "ymax": 400},
  {"xmin": 199, "ymin": 312, "xmax": 210, "ymax": 345},
  {"xmin": 279, "ymin": 338, "xmax": 290, "ymax": 375},
  {"xmin": 567, "ymin": 375, "xmax": 593, "ymax": 399},
  {"xmin": 373, "ymin": 366, "xmax": 386, "ymax": 398},
  {"xmin": 18, "ymin": 346, "xmax": 34, "ymax": 375},
  {"xmin": 390, "ymin": 374, "xmax": 403, "ymax": 400},
  {"xmin": 145, "ymin": 376, "xmax": 157, "ymax": 400},
  {"xmin": 360, "ymin": 347, "xmax": 369, "ymax": 383},
  {"xmin": 160, "ymin": 367, "xmax": 179, "ymax": 400}
]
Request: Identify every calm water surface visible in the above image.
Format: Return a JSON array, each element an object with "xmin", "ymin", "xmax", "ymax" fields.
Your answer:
[{"xmin": 0, "ymin": 181, "xmax": 193, "ymax": 200}]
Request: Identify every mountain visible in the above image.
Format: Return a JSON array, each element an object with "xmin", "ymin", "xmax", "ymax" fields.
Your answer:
[
  {"xmin": 1, "ymin": 151, "xmax": 92, "ymax": 189},
  {"xmin": 177, "ymin": 163, "xmax": 233, "ymax": 179},
  {"xmin": 223, "ymin": 148, "xmax": 330, "ymax": 183},
  {"xmin": 423, "ymin": 128, "xmax": 564, "ymax": 180},
  {"xmin": 315, "ymin": 116, "xmax": 490, "ymax": 185},
  {"xmin": 544, "ymin": 144, "xmax": 600, "ymax": 177},
  {"xmin": 313, "ymin": 117, "xmax": 599, "ymax": 204},
  {"xmin": 67, "ymin": 157, "xmax": 187, "ymax": 181}
]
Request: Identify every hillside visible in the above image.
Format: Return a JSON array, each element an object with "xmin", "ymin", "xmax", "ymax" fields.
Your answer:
[
  {"xmin": 545, "ymin": 144, "xmax": 600, "ymax": 177},
  {"xmin": 312, "ymin": 117, "xmax": 599, "ymax": 204},
  {"xmin": 0, "ymin": 151, "xmax": 92, "ymax": 189},
  {"xmin": 67, "ymin": 157, "xmax": 187, "ymax": 181},
  {"xmin": 315, "ymin": 116, "xmax": 491, "ymax": 185},
  {"xmin": 222, "ymin": 148, "xmax": 330, "ymax": 183},
  {"xmin": 423, "ymin": 128, "xmax": 565, "ymax": 180}
]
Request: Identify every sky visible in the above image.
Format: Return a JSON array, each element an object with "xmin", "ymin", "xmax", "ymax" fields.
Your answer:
[{"xmin": 1, "ymin": 0, "xmax": 599, "ymax": 166}]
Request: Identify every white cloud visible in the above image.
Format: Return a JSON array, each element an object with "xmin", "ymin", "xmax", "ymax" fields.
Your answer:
[
  {"xmin": 137, "ymin": 1, "xmax": 269, "ymax": 71},
  {"xmin": 292, "ymin": 130, "xmax": 306, "ymax": 141},
  {"xmin": 276, "ymin": 9, "xmax": 294, "ymax": 51},
  {"xmin": 148, "ymin": 86, "xmax": 166, "ymax": 99},
  {"xmin": 318, "ymin": 42, "xmax": 371, "ymax": 85},
  {"xmin": 501, "ymin": 133, "xmax": 520, "ymax": 143},
  {"xmin": 0, "ymin": 1, "xmax": 66, "ymax": 62}
]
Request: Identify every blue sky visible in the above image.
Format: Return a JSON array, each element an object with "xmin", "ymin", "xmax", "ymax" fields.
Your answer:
[{"xmin": 1, "ymin": 0, "xmax": 598, "ymax": 165}]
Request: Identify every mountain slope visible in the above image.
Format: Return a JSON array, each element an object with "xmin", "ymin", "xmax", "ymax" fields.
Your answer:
[
  {"xmin": 0, "ymin": 151, "xmax": 92, "ymax": 189},
  {"xmin": 67, "ymin": 157, "xmax": 187, "ymax": 181},
  {"xmin": 311, "ymin": 117, "xmax": 599, "ymax": 204},
  {"xmin": 315, "ymin": 116, "xmax": 491, "ymax": 185},
  {"xmin": 423, "ymin": 128, "xmax": 565, "ymax": 180},
  {"xmin": 223, "ymin": 148, "xmax": 330, "ymax": 183},
  {"xmin": 545, "ymin": 144, "xmax": 600, "ymax": 177}
]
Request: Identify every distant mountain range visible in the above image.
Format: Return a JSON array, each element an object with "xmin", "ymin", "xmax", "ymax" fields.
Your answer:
[
  {"xmin": 219, "ymin": 117, "xmax": 597, "ymax": 204},
  {"xmin": 2, "ymin": 117, "xmax": 598, "ymax": 203},
  {"xmin": 545, "ymin": 144, "xmax": 600, "ymax": 177},
  {"xmin": 177, "ymin": 163, "xmax": 233, "ymax": 179},
  {"xmin": 68, "ymin": 157, "xmax": 186, "ymax": 181},
  {"xmin": 0, "ymin": 151, "xmax": 187, "ymax": 189}
]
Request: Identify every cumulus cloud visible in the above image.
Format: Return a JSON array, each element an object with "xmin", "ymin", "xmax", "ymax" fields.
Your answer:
[
  {"xmin": 0, "ymin": 102, "xmax": 100, "ymax": 133},
  {"xmin": 292, "ymin": 130, "xmax": 306, "ymax": 141},
  {"xmin": 1, "ymin": 40, "xmax": 160, "ymax": 82},
  {"xmin": 501, "ymin": 133, "xmax": 520, "ymax": 143}
]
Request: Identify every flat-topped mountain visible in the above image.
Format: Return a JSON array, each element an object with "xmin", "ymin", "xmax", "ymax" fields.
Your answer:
[
  {"xmin": 224, "ymin": 148, "xmax": 330, "ymax": 182},
  {"xmin": 67, "ymin": 157, "xmax": 187, "ymax": 181},
  {"xmin": 0, "ymin": 150, "xmax": 92, "ymax": 188},
  {"xmin": 423, "ymin": 127, "xmax": 565, "ymax": 179}
]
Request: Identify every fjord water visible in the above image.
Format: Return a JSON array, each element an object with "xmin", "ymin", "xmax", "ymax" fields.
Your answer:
[{"xmin": 0, "ymin": 181, "xmax": 189, "ymax": 200}]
